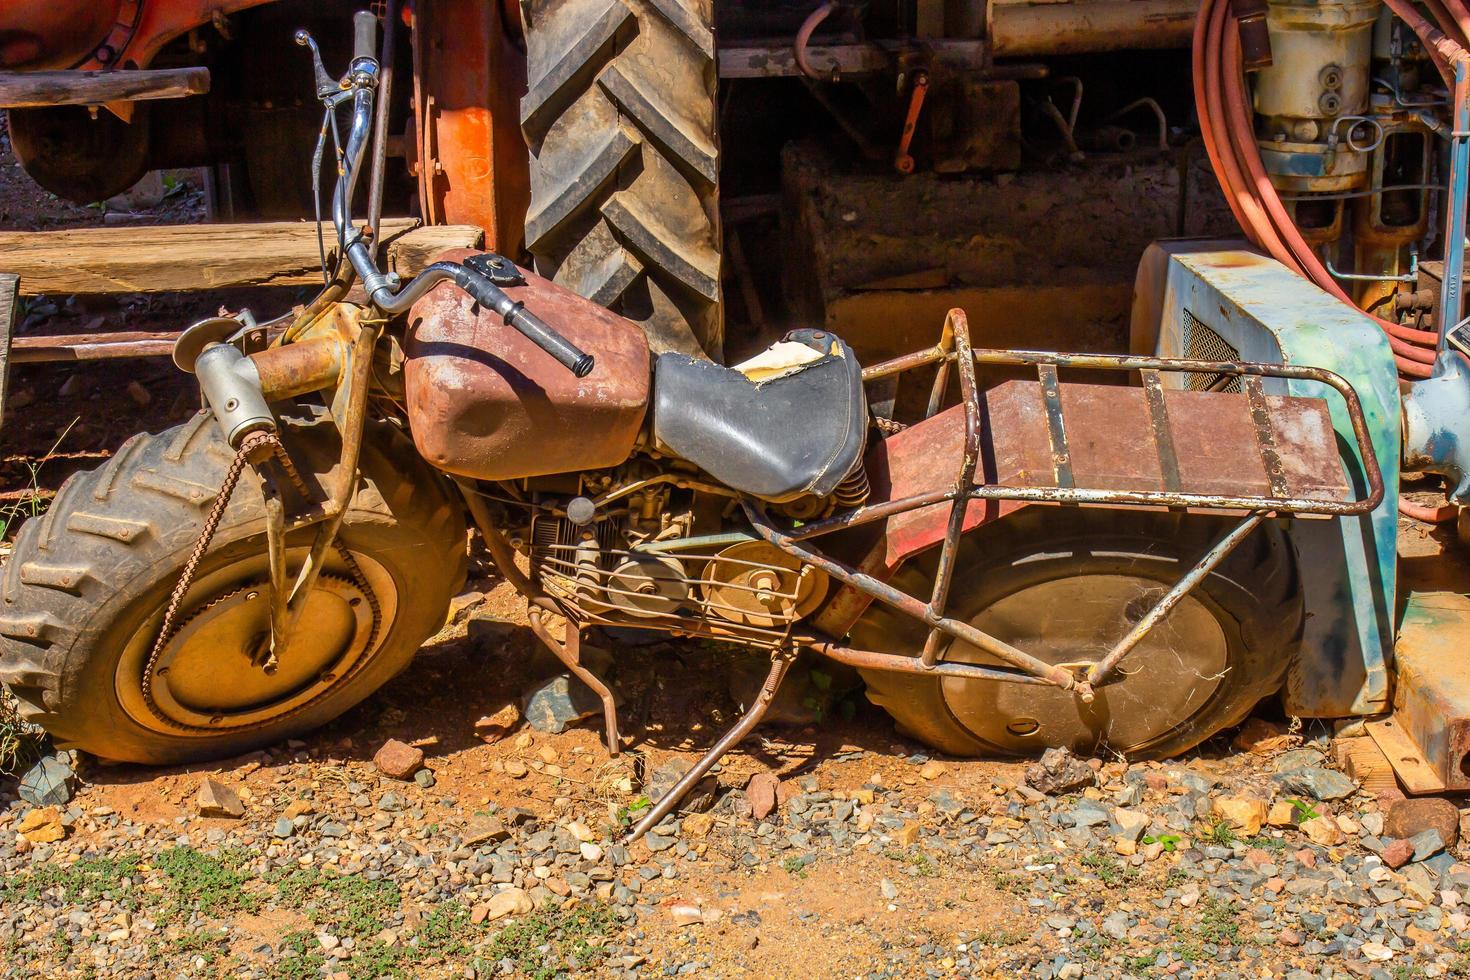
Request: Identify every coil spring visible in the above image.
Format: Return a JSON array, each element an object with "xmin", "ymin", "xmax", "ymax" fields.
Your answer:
[{"xmin": 833, "ymin": 462, "xmax": 871, "ymax": 509}]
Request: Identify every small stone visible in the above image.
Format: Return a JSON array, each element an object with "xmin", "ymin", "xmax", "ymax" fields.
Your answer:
[
  {"xmin": 1024, "ymin": 747, "xmax": 1095, "ymax": 796},
  {"xmin": 1232, "ymin": 717, "xmax": 1294, "ymax": 755},
  {"xmin": 1360, "ymin": 942, "xmax": 1394, "ymax": 962},
  {"xmin": 483, "ymin": 888, "xmax": 533, "ymax": 921},
  {"xmin": 1267, "ymin": 801, "xmax": 1297, "ymax": 827},
  {"xmin": 537, "ymin": 745, "xmax": 559, "ymax": 765},
  {"xmin": 196, "ymin": 779, "xmax": 246, "ymax": 819},
  {"xmin": 414, "ymin": 769, "xmax": 436, "ymax": 789},
  {"xmin": 1382, "ymin": 838, "xmax": 1415, "ymax": 869},
  {"xmin": 282, "ymin": 799, "xmax": 314, "ymax": 820},
  {"xmin": 522, "ymin": 674, "xmax": 604, "ymax": 734},
  {"xmin": 272, "ymin": 817, "xmax": 295, "ymax": 839},
  {"xmin": 681, "ymin": 813, "xmax": 715, "ymax": 838},
  {"xmin": 504, "ymin": 760, "xmax": 529, "ymax": 779},
  {"xmin": 644, "ymin": 832, "xmax": 675, "ymax": 852},
  {"xmin": 463, "ymin": 815, "xmax": 510, "ymax": 846},
  {"xmin": 18, "ymin": 757, "xmax": 75, "ymax": 807},
  {"xmin": 474, "ymin": 704, "xmax": 522, "ymax": 740},
  {"xmin": 880, "ymin": 878, "xmax": 898, "ymax": 901},
  {"xmin": 1384, "ymin": 797, "xmax": 1461, "ymax": 849},
  {"xmin": 1113, "ymin": 807, "xmax": 1149, "ymax": 842},
  {"xmin": 919, "ymin": 760, "xmax": 948, "ymax": 780},
  {"xmin": 567, "ymin": 820, "xmax": 594, "ymax": 842},
  {"xmin": 373, "ymin": 739, "xmax": 425, "ymax": 780},
  {"xmin": 1407, "ymin": 828, "xmax": 1446, "ymax": 862},
  {"xmin": 1275, "ymin": 767, "xmax": 1356, "ymax": 801},
  {"xmin": 1114, "ymin": 838, "xmax": 1137, "ymax": 857},
  {"xmin": 1299, "ymin": 814, "xmax": 1344, "ymax": 846},
  {"xmin": 894, "ymin": 821, "xmax": 921, "ymax": 846},
  {"xmin": 644, "ymin": 758, "xmax": 716, "ymax": 813},
  {"xmin": 15, "ymin": 806, "xmax": 66, "ymax": 843},
  {"xmin": 1213, "ymin": 796, "xmax": 1268, "ymax": 836},
  {"xmin": 670, "ymin": 904, "xmax": 703, "ymax": 926},
  {"xmin": 580, "ymin": 842, "xmax": 603, "ymax": 862},
  {"xmin": 1279, "ymin": 928, "xmax": 1302, "ymax": 946},
  {"xmin": 748, "ymin": 772, "xmax": 780, "ymax": 821}
]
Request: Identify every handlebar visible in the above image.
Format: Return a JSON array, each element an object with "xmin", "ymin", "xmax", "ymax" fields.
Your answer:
[
  {"xmin": 305, "ymin": 10, "xmax": 595, "ymax": 379},
  {"xmin": 352, "ymin": 10, "xmax": 378, "ymax": 62}
]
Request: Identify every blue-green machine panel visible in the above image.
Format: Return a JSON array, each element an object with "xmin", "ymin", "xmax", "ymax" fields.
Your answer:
[{"xmin": 1132, "ymin": 242, "xmax": 1401, "ymax": 717}]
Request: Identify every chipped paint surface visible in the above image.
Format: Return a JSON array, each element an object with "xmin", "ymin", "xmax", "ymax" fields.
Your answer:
[{"xmin": 1146, "ymin": 245, "xmax": 1400, "ymax": 716}]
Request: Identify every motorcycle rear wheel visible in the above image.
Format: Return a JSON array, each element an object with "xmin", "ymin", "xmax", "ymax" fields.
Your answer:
[
  {"xmin": 852, "ymin": 508, "xmax": 1301, "ymax": 760},
  {"xmin": 0, "ymin": 405, "xmax": 466, "ymax": 765}
]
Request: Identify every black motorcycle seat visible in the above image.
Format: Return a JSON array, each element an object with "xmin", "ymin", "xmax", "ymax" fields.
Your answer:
[{"xmin": 652, "ymin": 329, "xmax": 867, "ymax": 502}]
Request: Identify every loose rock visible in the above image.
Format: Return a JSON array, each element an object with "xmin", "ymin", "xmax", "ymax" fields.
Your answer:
[
  {"xmin": 1024, "ymin": 747, "xmax": 1095, "ymax": 796},
  {"xmin": 1385, "ymin": 797, "xmax": 1461, "ymax": 849},
  {"xmin": 196, "ymin": 779, "xmax": 246, "ymax": 819},
  {"xmin": 373, "ymin": 739, "xmax": 425, "ymax": 780}
]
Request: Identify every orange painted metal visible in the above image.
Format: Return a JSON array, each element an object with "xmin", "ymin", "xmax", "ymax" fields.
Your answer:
[
  {"xmin": 411, "ymin": 0, "xmax": 529, "ymax": 251},
  {"xmin": 0, "ymin": 0, "xmax": 122, "ymax": 70}
]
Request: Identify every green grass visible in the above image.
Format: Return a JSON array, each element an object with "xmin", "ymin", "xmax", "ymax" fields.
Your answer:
[
  {"xmin": 1197, "ymin": 897, "xmax": 1240, "ymax": 945},
  {"xmin": 1081, "ymin": 851, "xmax": 1137, "ymax": 887},
  {"xmin": 882, "ymin": 848, "xmax": 940, "ymax": 878},
  {"xmin": 153, "ymin": 846, "xmax": 261, "ymax": 920},
  {"xmin": 271, "ymin": 866, "xmax": 401, "ymax": 938},
  {"xmin": 1243, "ymin": 834, "xmax": 1286, "ymax": 854},
  {"xmin": 485, "ymin": 901, "xmax": 618, "ymax": 980},
  {"xmin": 1200, "ymin": 820, "xmax": 1236, "ymax": 847},
  {"xmin": 3, "ymin": 853, "xmax": 142, "ymax": 906}
]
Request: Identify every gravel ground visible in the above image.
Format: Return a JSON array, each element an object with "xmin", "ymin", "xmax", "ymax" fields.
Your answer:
[{"xmin": 2, "ymin": 594, "xmax": 1469, "ymax": 980}]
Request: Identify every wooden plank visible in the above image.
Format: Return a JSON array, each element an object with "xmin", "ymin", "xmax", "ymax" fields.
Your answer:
[
  {"xmin": 1333, "ymin": 735, "xmax": 1407, "ymax": 803},
  {"xmin": 0, "ymin": 68, "xmax": 210, "ymax": 108},
  {"xmin": 1366, "ymin": 719, "xmax": 1444, "ymax": 796},
  {"xmin": 0, "ymin": 220, "xmax": 485, "ymax": 295},
  {"xmin": 0, "ymin": 273, "xmax": 15, "ymax": 426}
]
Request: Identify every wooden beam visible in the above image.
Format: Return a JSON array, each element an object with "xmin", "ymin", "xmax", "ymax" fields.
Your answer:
[
  {"xmin": 0, "ymin": 274, "xmax": 16, "ymax": 425},
  {"xmin": 0, "ymin": 68, "xmax": 210, "ymax": 108},
  {"xmin": 0, "ymin": 220, "xmax": 486, "ymax": 295}
]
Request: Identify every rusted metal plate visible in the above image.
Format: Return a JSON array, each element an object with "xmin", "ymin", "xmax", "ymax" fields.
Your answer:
[
  {"xmin": 1368, "ymin": 591, "xmax": 1470, "ymax": 793},
  {"xmin": 404, "ymin": 249, "xmax": 650, "ymax": 481},
  {"xmin": 877, "ymin": 378, "xmax": 1349, "ymax": 569}
]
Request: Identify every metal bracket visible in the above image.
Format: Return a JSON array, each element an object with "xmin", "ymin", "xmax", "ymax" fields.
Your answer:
[{"xmin": 464, "ymin": 252, "xmax": 527, "ymax": 287}]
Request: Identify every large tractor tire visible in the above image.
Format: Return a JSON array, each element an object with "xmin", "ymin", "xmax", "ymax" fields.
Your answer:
[
  {"xmin": 0, "ymin": 406, "xmax": 466, "ymax": 765},
  {"xmin": 519, "ymin": 0, "xmax": 722, "ymax": 361},
  {"xmin": 851, "ymin": 508, "xmax": 1301, "ymax": 760}
]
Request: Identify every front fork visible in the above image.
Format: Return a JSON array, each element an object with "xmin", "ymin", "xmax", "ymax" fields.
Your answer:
[{"xmin": 175, "ymin": 301, "xmax": 379, "ymax": 666}]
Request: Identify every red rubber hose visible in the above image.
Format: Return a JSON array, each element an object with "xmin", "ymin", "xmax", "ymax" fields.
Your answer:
[{"xmin": 1193, "ymin": 0, "xmax": 1449, "ymax": 378}]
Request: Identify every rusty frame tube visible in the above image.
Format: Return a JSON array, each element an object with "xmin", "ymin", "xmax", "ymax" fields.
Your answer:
[
  {"xmin": 742, "ymin": 500, "xmax": 1094, "ymax": 698},
  {"xmin": 527, "ymin": 608, "xmax": 621, "ymax": 757},
  {"xmin": 249, "ymin": 336, "xmax": 343, "ymax": 401},
  {"xmin": 919, "ymin": 310, "xmax": 980, "ymax": 668},
  {"xmin": 456, "ymin": 478, "xmax": 539, "ymax": 598},
  {"xmin": 810, "ymin": 641, "xmax": 1054, "ymax": 686},
  {"xmin": 1084, "ymin": 510, "xmax": 1268, "ymax": 687},
  {"xmin": 279, "ymin": 322, "xmax": 379, "ymax": 638},
  {"xmin": 627, "ymin": 651, "xmax": 796, "ymax": 842}
]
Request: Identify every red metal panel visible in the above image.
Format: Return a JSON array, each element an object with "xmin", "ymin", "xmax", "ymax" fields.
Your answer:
[
  {"xmin": 878, "ymin": 379, "xmax": 1350, "ymax": 571},
  {"xmin": 412, "ymin": 0, "xmax": 529, "ymax": 251}
]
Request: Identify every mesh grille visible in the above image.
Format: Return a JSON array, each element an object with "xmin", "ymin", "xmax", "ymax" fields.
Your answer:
[{"xmin": 1183, "ymin": 310, "xmax": 1242, "ymax": 393}]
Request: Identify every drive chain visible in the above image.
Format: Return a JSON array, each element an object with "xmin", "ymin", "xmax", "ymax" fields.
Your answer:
[{"xmin": 140, "ymin": 429, "xmax": 382, "ymax": 733}]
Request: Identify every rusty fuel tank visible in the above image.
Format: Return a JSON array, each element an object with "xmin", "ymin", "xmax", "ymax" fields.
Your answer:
[{"xmin": 404, "ymin": 250, "xmax": 651, "ymax": 481}]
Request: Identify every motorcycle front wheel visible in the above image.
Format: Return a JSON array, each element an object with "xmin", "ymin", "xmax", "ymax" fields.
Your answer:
[{"xmin": 0, "ymin": 405, "xmax": 466, "ymax": 765}]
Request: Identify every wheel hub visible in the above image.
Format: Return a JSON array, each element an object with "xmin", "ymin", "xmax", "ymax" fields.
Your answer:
[
  {"xmin": 940, "ymin": 573, "xmax": 1229, "ymax": 755},
  {"xmin": 137, "ymin": 574, "xmax": 374, "ymax": 733}
]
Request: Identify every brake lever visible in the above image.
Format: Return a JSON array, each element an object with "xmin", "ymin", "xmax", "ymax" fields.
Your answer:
[{"xmin": 294, "ymin": 29, "xmax": 339, "ymax": 100}]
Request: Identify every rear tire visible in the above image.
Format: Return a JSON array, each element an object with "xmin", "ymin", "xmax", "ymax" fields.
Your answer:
[
  {"xmin": 519, "ymin": 0, "xmax": 722, "ymax": 360},
  {"xmin": 0, "ymin": 406, "xmax": 466, "ymax": 765},
  {"xmin": 851, "ymin": 508, "xmax": 1301, "ymax": 760}
]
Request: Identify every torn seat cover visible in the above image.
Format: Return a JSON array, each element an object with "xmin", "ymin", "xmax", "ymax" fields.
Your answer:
[{"xmin": 653, "ymin": 328, "xmax": 867, "ymax": 502}]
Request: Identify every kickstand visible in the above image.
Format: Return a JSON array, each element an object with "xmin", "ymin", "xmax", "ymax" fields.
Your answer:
[
  {"xmin": 627, "ymin": 650, "xmax": 796, "ymax": 843},
  {"xmin": 528, "ymin": 608, "xmax": 621, "ymax": 757}
]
